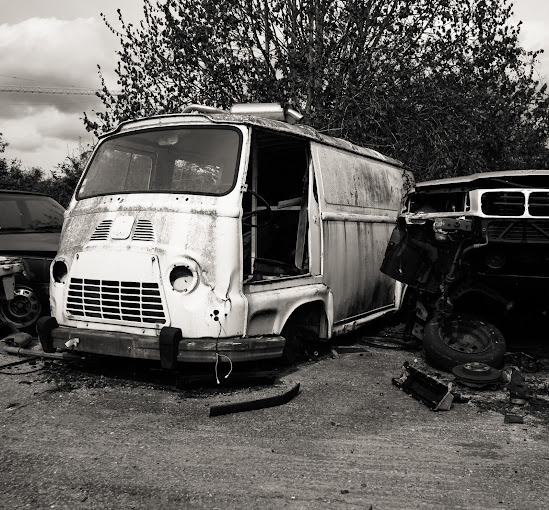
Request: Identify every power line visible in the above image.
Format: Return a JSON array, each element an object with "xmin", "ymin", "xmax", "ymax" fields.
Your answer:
[
  {"xmin": 0, "ymin": 85, "xmax": 99, "ymax": 95},
  {"xmin": 0, "ymin": 74, "xmax": 84, "ymax": 88},
  {"xmin": 0, "ymin": 85, "xmax": 121, "ymax": 96}
]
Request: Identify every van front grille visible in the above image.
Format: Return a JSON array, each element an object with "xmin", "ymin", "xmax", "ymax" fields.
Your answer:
[{"xmin": 66, "ymin": 278, "xmax": 166, "ymax": 324}]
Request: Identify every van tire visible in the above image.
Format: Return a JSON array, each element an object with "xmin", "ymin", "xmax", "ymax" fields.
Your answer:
[
  {"xmin": 280, "ymin": 325, "xmax": 304, "ymax": 366},
  {"xmin": 423, "ymin": 313, "xmax": 506, "ymax": 372}
]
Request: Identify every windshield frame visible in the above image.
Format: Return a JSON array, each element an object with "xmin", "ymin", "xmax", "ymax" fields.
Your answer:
[{"xmin": 76, "ymin": 125, "xmax": 244, "ymax": 200}]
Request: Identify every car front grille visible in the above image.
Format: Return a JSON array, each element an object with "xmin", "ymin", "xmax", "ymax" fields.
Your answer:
[
  {"xmin": 66, "ymin": 278, "xmax": 166, "ymax": 324},
  {"xmin": 485, "ymin": 220, "xmax": 549, "ymax": 243},
  {"xmin": 481, "ymin": 192, "xmax": 525, "ymax": 216}
]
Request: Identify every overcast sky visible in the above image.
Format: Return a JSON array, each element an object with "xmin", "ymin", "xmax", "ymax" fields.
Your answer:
[{"xmin": 1, "ymin": 0, "xmax": 548, "ymax": 172}]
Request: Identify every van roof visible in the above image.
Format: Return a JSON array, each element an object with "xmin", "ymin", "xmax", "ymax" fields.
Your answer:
[{"xmin": 104, "ymin": 112, "xmax": 405, "ymax": 168}]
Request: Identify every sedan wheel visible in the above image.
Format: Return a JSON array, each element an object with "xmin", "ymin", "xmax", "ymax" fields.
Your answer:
[{"xmin": 0, "ymin": 286, "xmax": 42, "ymax": 331}]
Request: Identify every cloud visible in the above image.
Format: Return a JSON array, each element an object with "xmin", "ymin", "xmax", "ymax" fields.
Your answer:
[
  {"xmin": 2, "ymin": 106, "xmax": 97, "ymax": 169},
  {"xmin": 0, "ymin": 16, "xmax": 118, "ymax": 170},
  {"xmin": 0, "ymin": 17, "xmax": 118, "ymax": 90}
]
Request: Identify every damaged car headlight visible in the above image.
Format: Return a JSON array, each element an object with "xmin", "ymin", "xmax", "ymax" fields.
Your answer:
[{"xmin": 169, "ymin": 263, "xmax": 199, "ymax": 294}]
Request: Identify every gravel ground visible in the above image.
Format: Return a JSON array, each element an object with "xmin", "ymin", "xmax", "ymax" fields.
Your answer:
[{"xmin": 1, "ymin": 324, "xmax": 549, "ymax": 510}]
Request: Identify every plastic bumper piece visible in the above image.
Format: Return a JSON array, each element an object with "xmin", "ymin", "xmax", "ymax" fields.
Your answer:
[{"xmin": 48, "ymin": 324, "xmax": 286, "ymax": 363}]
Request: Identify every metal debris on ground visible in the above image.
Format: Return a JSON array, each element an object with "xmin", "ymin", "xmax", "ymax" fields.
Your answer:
[
  {"xmin": 504, "ymin": 412, "xmax": 524, "ymax": 424},
  {"xmin": 392, "ymin": 362, "xmax": 454, "ymax": 411},
  {"xmin": 504, "ymin": 352, "xmax": 543, "ymax": 373},
  {"xmin": 508, "ymin": 368, "xmax": 530, "ymax": 405},
  {"xmin": 360, "ymin": 335, "xmax": 421, "ymax": 350},
  {"xmin": 452, "ymin": 362, "xmax": 503, "ymax": 389},
  {"xmin": 209, "ymin": 381, "xmax": 300, "ymax": 417}
]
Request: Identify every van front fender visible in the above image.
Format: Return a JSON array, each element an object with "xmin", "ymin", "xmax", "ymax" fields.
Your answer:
[{"xmin": 245, "ymin": 283, "xmax": 332, "ymax": 338}]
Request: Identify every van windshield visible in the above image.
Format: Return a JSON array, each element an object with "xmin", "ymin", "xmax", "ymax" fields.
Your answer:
[{"xmin": 78, "ymin": 127, "xmax": 241, "ymax": 199}]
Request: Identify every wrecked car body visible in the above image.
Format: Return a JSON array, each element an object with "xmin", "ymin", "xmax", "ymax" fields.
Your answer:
[
  {"xmin": 0, "ymin": 190, "xmax": 65, "ymax": 332},
  {"xmin": 38, "ymin": 103, "xmax": 412, "ymax": 367},
  {"xmin": 382, "ymin": 170, "xmax": 549, "ymax": 371}
]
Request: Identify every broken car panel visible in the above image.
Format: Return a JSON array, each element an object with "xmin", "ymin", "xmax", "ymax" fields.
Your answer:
[
  {"xmin": 39, "ymin": 103, "xmax": 412, "ymax": 367},
  {"xmin": 382, "ymin": 170, "xmax": 549, "ymax": 371}
]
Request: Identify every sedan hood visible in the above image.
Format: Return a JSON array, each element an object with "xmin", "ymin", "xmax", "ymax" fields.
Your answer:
[{"xmin": 0, "ymin": 231, "xmax": 61, "ymax": 257}]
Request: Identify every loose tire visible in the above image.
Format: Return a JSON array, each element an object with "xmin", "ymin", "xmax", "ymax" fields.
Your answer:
[{"xmin": 423, "ymin": 313, "xmax": 506, "ymax": 372}]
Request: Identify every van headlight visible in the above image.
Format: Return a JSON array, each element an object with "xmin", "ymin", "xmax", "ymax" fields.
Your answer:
[{"xmin": 169, "ymin": 264, "xmax": 199, "ymax": 294}]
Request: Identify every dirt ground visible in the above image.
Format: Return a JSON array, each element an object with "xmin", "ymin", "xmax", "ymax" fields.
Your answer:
[{"xmin": 1, "ymin": 323, "xmax": 549, "ymax": 510}]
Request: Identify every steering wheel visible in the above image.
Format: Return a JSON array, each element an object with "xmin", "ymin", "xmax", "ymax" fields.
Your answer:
[{"xmin": 242, "ymin": 189, "xmax": 273, "ymax": 228}]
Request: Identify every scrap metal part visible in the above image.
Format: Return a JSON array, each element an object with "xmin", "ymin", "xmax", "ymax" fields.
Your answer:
[
  {"xmin": 392, "ymin": 362, "xmax": 454, "ymax": 411},
  {"xmin": 0, "ymin": 257, "xmax": 24, "ymax": 301},
  {"xmin": 209, "ymin": 381, "xmax": 300, "ymax": 417},
  {"xmin": 452, "ymin": 362, "xmax": 503, "ymax": 389},
  {"xmin": 508, "ymin": 367, "xmax": 530, "ymax": 405}
]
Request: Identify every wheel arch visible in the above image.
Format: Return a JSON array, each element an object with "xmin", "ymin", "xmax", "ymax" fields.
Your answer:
[{"xmin": 245, "ymin": 284, "xmax": 332, "ymax": 339}]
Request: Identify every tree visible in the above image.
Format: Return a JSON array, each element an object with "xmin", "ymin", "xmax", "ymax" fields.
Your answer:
[
  {"xmin": 85, "ymin": 0, "xmax": 549, "ymax": 181},
  {"xmin": 0, "ymin": 132, "xmax": 90, "ymax": 207},
  {"xmin": 44, "ymin": 143, "xmax": 92, "ymax": 207}
]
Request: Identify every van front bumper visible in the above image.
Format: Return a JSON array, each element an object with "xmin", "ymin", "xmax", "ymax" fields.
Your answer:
[{"xmin": 40, "ymin": 323, "xmax": 286, "ymax": 363}]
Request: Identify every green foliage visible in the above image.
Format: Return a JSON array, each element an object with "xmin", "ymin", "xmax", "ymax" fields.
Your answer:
[{"xmin": 84, "ymin": 0, "xmax": 549, "ymax": 180}]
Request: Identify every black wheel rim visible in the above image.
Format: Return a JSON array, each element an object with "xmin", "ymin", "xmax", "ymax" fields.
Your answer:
[{"xmin": 440, "ymin": 317, "xmax": 494, "ymax": 355}]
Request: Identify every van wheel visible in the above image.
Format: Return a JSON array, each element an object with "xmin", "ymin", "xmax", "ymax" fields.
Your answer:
[
  {"xmin": 280, "ymin": 325, "xmax": 305, "ymax": 366},
  {"xmin": 423, "ymin": 313, "xmax": 506, "ymax": 372}
]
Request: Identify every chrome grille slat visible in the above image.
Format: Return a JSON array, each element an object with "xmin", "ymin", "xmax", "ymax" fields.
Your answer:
[{"xmin": 66, "ymin": 278, "xmax": 166, "ymax": 324}]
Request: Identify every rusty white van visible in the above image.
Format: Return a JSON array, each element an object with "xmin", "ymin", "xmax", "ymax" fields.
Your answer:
[{"xmin": 37, "ymin": 103, "xmax": 412, "ymax": 368}]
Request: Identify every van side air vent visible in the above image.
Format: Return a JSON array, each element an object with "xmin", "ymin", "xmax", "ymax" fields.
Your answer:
[
  {"xmin": 132, "ymin": 220, "xmax": 155, "ymax": 242},
  {"xmin": 90, "ymin": 220, "xmax": 113, "ymax": 241}
]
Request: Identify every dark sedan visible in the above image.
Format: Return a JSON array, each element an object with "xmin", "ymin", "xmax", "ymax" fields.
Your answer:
[{"xmin": 0, "ymin": 190, "xmax": 64, "ymax": 331}]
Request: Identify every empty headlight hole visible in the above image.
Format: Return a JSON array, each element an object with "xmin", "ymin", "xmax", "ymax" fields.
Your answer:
[
  {"xmin": 170, "ymin": 265, "xmax": 197, "ymax": 293},
  {"xmin": 52, "ymin": 260, "xmax": 68, "ymax": 283}
]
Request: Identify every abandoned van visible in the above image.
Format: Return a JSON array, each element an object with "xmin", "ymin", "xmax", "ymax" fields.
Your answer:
[{"xmin": 38, "ymin": 103, "xmax": 412, "ymax": 368}]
